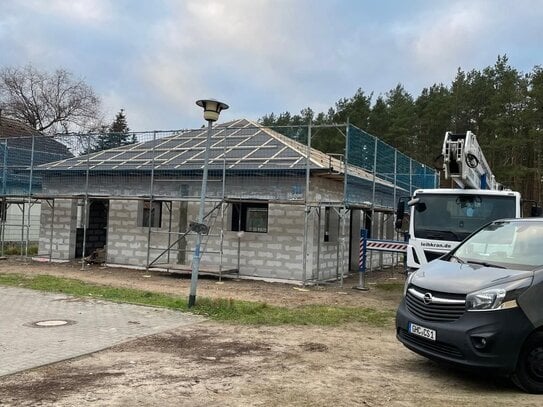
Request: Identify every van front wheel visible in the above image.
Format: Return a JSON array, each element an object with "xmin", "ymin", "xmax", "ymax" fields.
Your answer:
[{"xmin": 513, "ymin": 331, "xmax": 543, "ymax": 393}]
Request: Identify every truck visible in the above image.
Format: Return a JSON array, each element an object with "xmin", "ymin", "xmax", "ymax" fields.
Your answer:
[{"xmin": 396, "ymin": 131, "xmax": 523, "ymax": 271}]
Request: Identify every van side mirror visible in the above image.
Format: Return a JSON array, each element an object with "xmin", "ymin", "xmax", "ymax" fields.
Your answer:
[{"xmin": 414, "ymin": 202, "xmax": 427, "ymax": 212}]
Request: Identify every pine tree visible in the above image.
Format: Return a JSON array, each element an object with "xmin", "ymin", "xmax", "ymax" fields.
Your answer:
[
  {"xmin": 258, "ymin": 56, "xmax": 543, "ymax": 204},
  {"xmin": 88, "ymin": 109, "xmax": 136, "ymax": 152}
]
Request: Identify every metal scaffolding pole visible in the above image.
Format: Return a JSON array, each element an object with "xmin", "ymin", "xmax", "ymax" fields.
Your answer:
[
  {"xmin": 219, "ymin": 122, "xmax": 227, "ymax": 279},
  {"xmin": 166, "ymin": 201, "xmax": 172, "ymax": 264},
  {"xmin": 393, "ymin": 150, "xmax": 399, "ymax": 270},
  {"xmin": 80, "ymin": 136, "xmax": 91, "ymax": 270},
  {"xmin": 48, "ymin": 199, "xmax": 55, "ymax": 262},
  {"xmin": 336, "ymin": 123, "xmax": 350, "ymax": 287},
  {"xmin": 236, "ymin": 202, "xmax": 241, "ymax": 275},
  {"xmin": 343, "ymin": 122, "xmax": 350, "ymax": 207},
  {"xmin": 302, "ymin": 122, "xmax": 311, "ymax": 285},
  {"xmin": 340, "ymin": 122, "xmax": 350, "ymax": 287},
  {"xmin": 0, "ymin": 198, "xmax": 5, "ymax": 257},
  {"xmin": 19, "ymin": 203, "xmax": 24, "ymax": 260},
  {"xmin": 302, "ymin": 207, "xmax": 310, "ymax": 286},
  {"xmin": 369, "ymin": 135, "xmax": 378, "ymax": 273},
  {"xmin": 145, "ymin": 131, "xmax": 157, "ymax": 271},
  {"xmin": 371, "ymin": 136, "xmax": 378, "ymax": 220},
  {"xmin": 217, "ymin": 120, "xmax": 227, "ymax": 281},
  {"xmin": 339, "ymin": 207, "xmax": 348, "ymax": 287},
  {"xmin": 25, "ymin": 134, "xmax": 35, "ymax": 258},
  {"xmin": 0, "ymin": 141, "xmax": 5, "ymax": 258},
  {"xmin": 315, "ymin": 206, "xmax": 321, "ymax": 284},
  {"xmin": 1, "ymin": 141, "xmax": 7, "ymax": 196},
  {"xmin": 219, "ymin": 202, "xmax": 225, "ymax": 281},
  {"xmin": 409, "ymin": 159, "xmax": 413, "ymax": 196}
]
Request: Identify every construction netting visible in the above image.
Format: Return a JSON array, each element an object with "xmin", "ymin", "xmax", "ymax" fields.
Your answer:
[
  {"xmin": 0, "ymin": 120, "xmax": 439, "ymax": 280},
  {"xmin": 0, "ymin": 121, "xmax": 437, "ymax": 205},
  {"xmin": 346, "ymin": 125, "xmax": 437, "ymax": 208}
]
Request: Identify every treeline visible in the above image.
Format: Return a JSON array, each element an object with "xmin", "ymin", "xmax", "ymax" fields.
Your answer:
[{"xmin": 260, "ymin": 56, "xmax": 543, "ymax": 202}]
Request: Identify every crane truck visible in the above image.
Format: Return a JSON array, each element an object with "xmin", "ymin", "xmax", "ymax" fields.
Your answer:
[{"xmin": 396, "ymin": 131, "xmax": 523, "ymax": 271}]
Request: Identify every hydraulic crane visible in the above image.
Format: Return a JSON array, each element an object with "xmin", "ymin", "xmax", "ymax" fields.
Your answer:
[
  {"xmin": 442, "ymin": 131, "xmax": 500, "ymax": 190},
  {"xmin": 397, "ymin": 131, "xmax": 521, "ymax": 271}
]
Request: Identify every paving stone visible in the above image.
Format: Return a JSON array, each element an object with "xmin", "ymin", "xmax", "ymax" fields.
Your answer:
[{"xmin": 0, "ymin": 286, "xmax": 203, "ymax": 376}]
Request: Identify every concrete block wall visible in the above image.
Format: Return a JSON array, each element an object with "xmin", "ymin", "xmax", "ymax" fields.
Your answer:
[
  {"xmin": 154, "ymin": 200, "xmax": 218, "ymax": 268},
  {"xmin": 38, "ymin": 199, "xmax": 77, "ymax": 259},
  {"xmin": 37, "ymin": 173, "xmax": 388, "ymax": 281},
  {"xmin": 308, "ymin": 177, "xmax": 344, "ymax": 203},
  {"xmin": 181, "ymin": 200, "xmax": 347, "ymax": 282},
  {"xmin": 106, "ymin": 200, "xmax": 180, "ymax": 266},
  {"xmin": 197, "ymin": 203, "xmax": 307, "ymax": 280},
  {"xmin": 224, "ymin": 176, "xmax": 306, "ymax": 201}
]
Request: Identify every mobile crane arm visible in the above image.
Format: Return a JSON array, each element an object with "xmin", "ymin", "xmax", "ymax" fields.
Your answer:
[{"xmin": 441, "ymin": 131, "xmax": 500, "ymax": 190}]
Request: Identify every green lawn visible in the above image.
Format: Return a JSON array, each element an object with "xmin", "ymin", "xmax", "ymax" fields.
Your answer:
[{"xmin": 0, "ymin": 273, "xmax": 396, "ymax": 327}]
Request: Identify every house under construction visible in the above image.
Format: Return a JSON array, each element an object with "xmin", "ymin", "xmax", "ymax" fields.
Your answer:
[{"xmin": 1, "ymin": 119, "xmax": 437, "ymax": 283}]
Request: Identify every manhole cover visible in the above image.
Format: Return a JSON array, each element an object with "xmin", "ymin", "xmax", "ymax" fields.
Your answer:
[{"xmin": 26, "ymin": 319, "xmax": 76, "ymax": 328}]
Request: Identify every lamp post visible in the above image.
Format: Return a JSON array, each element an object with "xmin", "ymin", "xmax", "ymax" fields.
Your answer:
[{"xmin": 189, "ymin": 99, "xmax": 229, "ymax": 308}]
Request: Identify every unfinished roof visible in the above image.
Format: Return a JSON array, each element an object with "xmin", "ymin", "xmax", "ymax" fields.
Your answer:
[{"xmin": 35, "ymin": 119, "xmax": 394, "ymax": 187}]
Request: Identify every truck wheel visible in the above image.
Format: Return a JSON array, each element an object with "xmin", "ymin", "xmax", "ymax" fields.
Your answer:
[{"xmin": 513, "ymin": 331, "xmax": 543, "ymax": 393}]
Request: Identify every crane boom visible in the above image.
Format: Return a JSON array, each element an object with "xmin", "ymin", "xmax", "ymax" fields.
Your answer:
[{"xmin": 441, "ymin": 131, "xmax": 500, "ymax": 190}]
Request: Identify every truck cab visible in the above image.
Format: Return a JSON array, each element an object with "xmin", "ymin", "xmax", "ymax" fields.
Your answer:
[
  {"xmin": 401, "ymin": 188, "xmax": 521, "ymax": 270},
  {"xmin": 395, "ymin": 130, "xmax": 523, "ymax": 271}
]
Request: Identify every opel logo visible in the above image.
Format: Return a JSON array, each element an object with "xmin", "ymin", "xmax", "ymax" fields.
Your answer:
[{"xmin": 423, "ymin": 293, "xmax": 433, "ymax": 305}]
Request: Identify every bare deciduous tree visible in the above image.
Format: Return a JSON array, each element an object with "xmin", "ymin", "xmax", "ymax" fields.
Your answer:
[{"xmin": 0, "ymin": 64, "xmax": 103, "ymax": 134}]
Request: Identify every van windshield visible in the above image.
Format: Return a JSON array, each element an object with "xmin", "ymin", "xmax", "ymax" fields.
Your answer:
[
  {"xmin": 413, "ymin": 193, "xmax": 517, "ymax": 242},
  {"xmin": 452, "ymin": 221, "xmax": 543, "ymax": 270}
]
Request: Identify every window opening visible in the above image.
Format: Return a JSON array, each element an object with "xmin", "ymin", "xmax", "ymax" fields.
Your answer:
[
  {"xmin": 232, "ymin": 202, "xmax": 268, "ymax": 233},
  {"xmin": 324, "ymin": 206, "xmax": 339, "ymax": 242},
  {"xmin": 142, "ymin": 200, "xmax": 162, "ymax": 228}
]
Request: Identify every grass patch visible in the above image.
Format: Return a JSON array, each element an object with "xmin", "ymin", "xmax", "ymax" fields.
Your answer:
[
  {"xmin": 0, "ymin": 273, "xmax": 394, "ymax": 327},
  {"xmin": 0, "ymin": 273, "xmax": 187, "ymax": 309},
  {"xmin": 195, "ymin": 297, "xmax": 393, "ymax": 326},
  {"xmin": 374, "ymin": 282, "xmax": 404, "ymax": 293},
  {"xmin": 2, "ymin": 243, "xmax": 38, "ymax": 256}
]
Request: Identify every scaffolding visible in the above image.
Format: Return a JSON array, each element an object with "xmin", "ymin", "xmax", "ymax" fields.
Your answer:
[{"xmin": 0, "ymin": 120, "xmax": 437, "ymax": 283}]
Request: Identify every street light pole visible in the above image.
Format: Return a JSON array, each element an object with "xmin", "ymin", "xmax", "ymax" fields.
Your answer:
[{"xmin": 189, "ymin": 99, "xmax": 229, "ymax": 308}]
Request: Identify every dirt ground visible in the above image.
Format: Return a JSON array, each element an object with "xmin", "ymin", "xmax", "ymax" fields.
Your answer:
[{"xmin": 0, "ymin": 260, "xmax": 541, "ymax": 406}]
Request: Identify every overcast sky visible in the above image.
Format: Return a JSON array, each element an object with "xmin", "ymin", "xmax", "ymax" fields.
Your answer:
[{"xmin": 1, "ymin": 0, "xmax": 541, "ymax": 131}]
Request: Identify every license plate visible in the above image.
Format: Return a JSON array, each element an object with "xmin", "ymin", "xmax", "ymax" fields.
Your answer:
[{"xmin": 408, "ymin": 322, "xmax": 436, "ymax": 341}]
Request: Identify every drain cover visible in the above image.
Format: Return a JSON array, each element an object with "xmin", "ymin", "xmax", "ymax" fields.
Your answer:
[{"xmin": 27, "ymin": 319, "xmax": 76, "ymax": 328}]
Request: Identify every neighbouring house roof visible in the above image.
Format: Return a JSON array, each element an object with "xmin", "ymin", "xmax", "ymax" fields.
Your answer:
[
  {"xmin": 34, "ymin": 119, "xmax": 396, "ymax": 189},
  {"xmin": 0, "ymin": 116, "xmax": 73, "ymax": 160},
  {"xmin": 0, "ymin": 116, "xmax": 43, "ymax": 138}
]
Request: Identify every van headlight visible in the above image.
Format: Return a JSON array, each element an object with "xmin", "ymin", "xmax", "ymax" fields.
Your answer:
[
  {"xmin": 403, "ymin": 271, "xmax": 416, "ymax": 297},
  {"xmin": 466, "ymin": 277, "xmax": 532, "ymax": 311}
]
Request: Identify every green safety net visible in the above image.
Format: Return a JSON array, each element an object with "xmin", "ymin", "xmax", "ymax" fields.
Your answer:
[{"xmin": 346, "ymin": 125, "xmax": 437, "ymax": 208}]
